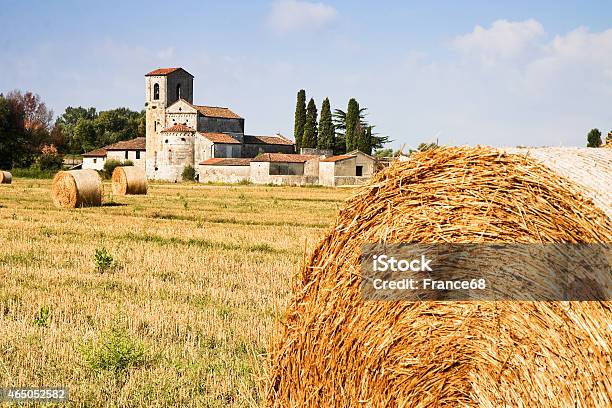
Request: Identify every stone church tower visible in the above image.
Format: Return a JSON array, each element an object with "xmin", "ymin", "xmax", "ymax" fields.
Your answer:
[{"xmin": 144, "ymin": 68, "xmax": 194, "ymax": 179}]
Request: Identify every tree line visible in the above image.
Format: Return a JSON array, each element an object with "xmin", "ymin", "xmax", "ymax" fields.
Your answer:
[
  {"xmin": 293, "ymin": 90, "xmax": 389, "ymax": 155},
  {"xmin": 0, "ymin": 90, "xmax": 144, "ymax": 170}
]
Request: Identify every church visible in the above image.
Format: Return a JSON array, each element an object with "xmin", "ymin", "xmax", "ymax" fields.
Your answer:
[{"xmin": 144, "ymin": 67, "xmax": 294, "ymax": 181}]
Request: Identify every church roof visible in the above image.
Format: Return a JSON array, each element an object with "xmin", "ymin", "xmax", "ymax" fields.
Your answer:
[
  {"xmin": 199, "ymin": 132, "xmax": 241, "ymax": 144},
  {"xmin": 194, "ymin": 105, "xmax": 242, "ymax": 119},
  {"xmin": 244, "ymin": 134, "xmax": 293, "ymax": 146},
  {"xmin": 161, "ymin": 124, "xmax": 196, "ymax": 133},
  {"xmin": 145, "ymin": 67, "xmax": 193, "ymax": 77},
  {"xmin": 252, "ymin": 153, "xmax": 318, "ymax": 163}
]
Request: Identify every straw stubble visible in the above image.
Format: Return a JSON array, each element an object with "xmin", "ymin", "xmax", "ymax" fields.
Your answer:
[{"xmin": 267, "ymin": 146, "xmax": 612, "ymax": 407}]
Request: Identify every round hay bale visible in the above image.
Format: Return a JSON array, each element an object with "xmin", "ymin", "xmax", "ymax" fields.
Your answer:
[
  {"xmin": 267, "ymin": 146, "xmax": 612, "ymax": 407},
  {"xmin": 0, "ymin": 171, "xmax": 12, "ymax": 184},
  {"xmin": 112, "ymin": 166, "xmax": 147, "ymax": 195},
  {"xmin": 51, "ymin": 169, "xmax": 102, "ymax": 208}
]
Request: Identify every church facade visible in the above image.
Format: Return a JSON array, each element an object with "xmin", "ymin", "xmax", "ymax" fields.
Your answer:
[{"xmin": 144, "ymin": 67, "xmax": 294, "ymax": 181}]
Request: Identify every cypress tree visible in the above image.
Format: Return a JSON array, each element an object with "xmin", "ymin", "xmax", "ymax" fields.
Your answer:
[
  {"xmin": 294, "ymin": 89, "xmax": 306, "ymax": 149},
  {"xmin": 344, "ymin": 98, "xmax": 359, "ymax": 152},
  {"xmin": 317, "ymin": 97, "xmax": 335, "ymax": 150},
  {"xmin": 302, "ymin": 98, "xmax": 318, "ymax": 148}
]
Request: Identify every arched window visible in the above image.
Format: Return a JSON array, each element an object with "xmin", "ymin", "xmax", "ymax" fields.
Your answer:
[
  {"xmin": 153, "ymin": 83, "xmax": 160, "ymax": 100},
  {"xmin": 176, "ymin": 83, "xmax": 181, "ymax": 99}
]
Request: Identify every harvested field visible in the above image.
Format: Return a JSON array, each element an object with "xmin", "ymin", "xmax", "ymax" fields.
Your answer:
[
  {"xmin": 268, "ymin": 147, "xmax": 612, "ymax": 407},
  {"xmin": 0, "ymin": 179, "xmax": 350, "ymax": 406}
]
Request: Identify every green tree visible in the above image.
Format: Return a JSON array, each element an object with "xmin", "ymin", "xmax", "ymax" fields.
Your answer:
[
  {"xmin": 587, "ymin": 128, "xmax": 602, "ymax": 147},
  {"xmin": 344, "ymin": 98, "xmax": 360, "ymax": 152},
  {"xmin": 73, "ymin": 119, "xmax": 98, "ymax": 153},
  {"xmin": 293, "ymin": 89, "xmax": 306, "ymax": 150},
  {"xmin": 317, "ymin": 97, "xmax": 335, "ymax": 150},
  {"xmin": 0, "ymin": 94, "xmax": 26, "ymax": 169},
  {"xmin": 302, "ymin": 98, "xmax": 318, "ymax": 148}
]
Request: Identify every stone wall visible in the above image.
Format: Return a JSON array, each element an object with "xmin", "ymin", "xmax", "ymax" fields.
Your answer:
[
  {"xmin": 242, "ymin": 143, "xmax": 294, "ymax": 157},
  {"xmin": 197, "ymin": 165, "xmax": 250, "ymax": 184},
  {"xmin": 199, "ymin": 117, "xmax": 244, "ymax": 133}
]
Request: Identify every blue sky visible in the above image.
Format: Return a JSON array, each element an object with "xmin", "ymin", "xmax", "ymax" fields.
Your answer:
[{"xmin": 1, "ymin": 0, "xmax": 612, "ymax": 148}]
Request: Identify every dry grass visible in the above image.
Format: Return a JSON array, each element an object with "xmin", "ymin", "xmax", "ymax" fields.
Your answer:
[{"xmin": 0, "ymin": 179, "xmax": 350, "ymax": 407}]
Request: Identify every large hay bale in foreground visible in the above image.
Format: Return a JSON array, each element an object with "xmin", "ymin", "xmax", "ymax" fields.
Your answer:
[
  {"xmin": 0, "ymin": 171, "xmax": 12, "ymax": 184},
  {"xmin": 112, "ymin": 166, "xmax": 147, "ymax": 195},
  {"xmin": 52, "ymin": 169, "xmax": 102, "ymax": 208},
  {"xmin": 268, "ymin": 147, "xmax": 611, "ymax": 407}
]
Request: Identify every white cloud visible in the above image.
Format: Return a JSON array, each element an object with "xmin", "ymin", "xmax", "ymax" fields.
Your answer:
[
  {"xmin": 453, "ymin": 19, "xmax": 545, "ymax": 64},
  {"xmin": 267, "ymin": 0, "xmax": 336, "ymax": 33}
]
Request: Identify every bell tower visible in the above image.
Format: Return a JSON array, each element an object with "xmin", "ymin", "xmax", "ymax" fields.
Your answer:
[{"xmin": 144, "ymin": 68, "xmax": 194, "ymax": 179}]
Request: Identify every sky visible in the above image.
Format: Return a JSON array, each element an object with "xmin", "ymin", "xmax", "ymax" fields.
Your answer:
[{"xmin": 1, "ymin": 0, "xmax": 612, "ymax": 149}]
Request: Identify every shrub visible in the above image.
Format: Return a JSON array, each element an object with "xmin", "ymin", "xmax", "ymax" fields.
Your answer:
[
  {"xmin": 80, "ymin": 319, "xmax": 148, "ymax": 376},
  {"xmin": 34, "ymin": 145, "xmax": 63, "ymax": 170},
  {"xmin": 103, "ymin": 159, "xmax": 123, "ymax": 179},
  {"xmin": 182, "ymin": 165, "xmax": 196, "ymax": 181},
  {"xmin": 11, "ymin": 167, "xmax": 57, "ymax": 179},
  {"xmin": 123, "ymin": 160, "xmax": 134, "ymax": 166},
  {"xmin": 33, "ymin": 305, "xmax": 50, "ymax": 327},
  {"xmin": 94, "ymin": 247, "xmax": 114, "ymax": 273}
]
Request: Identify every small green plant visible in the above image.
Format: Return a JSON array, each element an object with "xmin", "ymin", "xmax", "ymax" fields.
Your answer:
[
  {"xmin": 33, "ymin": 305, "xmax": 50, "ymax": 327},
  {"xmin": 182, "ymin": 165, "xmax": 196, "ymax": 181},
  {"xmin": 94, "ymin": 247, "xmax": 114, "ymax": 273},
  {"xmin": 80, "ymin": 319, "xmax": 148, "ymax": 377}
]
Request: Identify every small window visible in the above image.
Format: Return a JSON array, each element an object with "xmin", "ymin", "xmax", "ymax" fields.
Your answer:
[
  {"xmin": 153, "ymin": 83, "xmax": 160, "ymax": 100},
  {"xmin": 136, "ymin": 151, "xmax": 140, "ymax": 160},
  {"xmin": 178, "ymin": 107, "xmax": 182, "ymax": 112},
  {"xmin": 165, "ymin": 139, "xmax": 168, "ymax": 143},
  {"xmin": 181, "ymin": 138, "xmax": 186, "ymax": 142},
  {"xmin": 93, "ymin": 158, "xmax": 97, "ymax": 164},
  {"xmin": 125, "ymin": 151, "xmax": 129, "ymax": 159},
  {"xmin": 356, "ymin": 166, "xmax": 363, "ymax": 177},
  {"xmin": 176, "ymin": 83, "xmax": 181, "ymax": 99},
  {"xmin": 154, "ymin": 122, "xmax": 157, "ymax": 131}
]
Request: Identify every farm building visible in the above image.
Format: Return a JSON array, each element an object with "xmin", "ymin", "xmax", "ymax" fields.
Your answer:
[
  {"xmin": 82, "ymin": 137, "xmax": 146, "ymax": 170},
  {"xmin": 144, "ymin": 67, "xmax": 296, "ymax": 181},
  {"xmin": 198, "ymin": 158, "xmax": 252, "ymax": 184},
  {"xmin": 319, "ymin": 150, "xmax": 378, "ymax": 186},
  {"xmin": 250, "ymin": 153, "xmax": 320, "ymax": 185}
]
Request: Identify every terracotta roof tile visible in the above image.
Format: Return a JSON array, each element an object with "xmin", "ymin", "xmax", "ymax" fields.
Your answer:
[
  {"xmin": 200, "ymin": 158, "xmax": 252, "ymax": 166},
  {"xmin": 82, "ymin": 148, "xmax": 108, "ymax": 157},
  {"xmin": 252, "ymin": 153, "xmax": 318, "ymax": 163},
  {"xmin": 320, "ymin": 154, "xmax": 355, "ymax": 162},
  {"xmin": 105, "ymin": 137, "xmax": 146, "ymax": 151},
  {"xmin": 145, "ymin": 67, "xmax": 193, "ymax": 76},
  {"xmin": 161, "ymin": 124, "xmax": 196, "ymax": 133},
  {"xmin": 194, "ymin": 105, "xmax": 242, "ymax": 119},
  {"xmin": 244, "ymin": 134, "xmax": 294, "ymax": 146},
  {"xmin": 82, "ymin": 137, "xmax": 145, "ymax": 157},
  {"xmin": 199, "ymin": 132, "xmax": 241, "ymax": 144}
]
